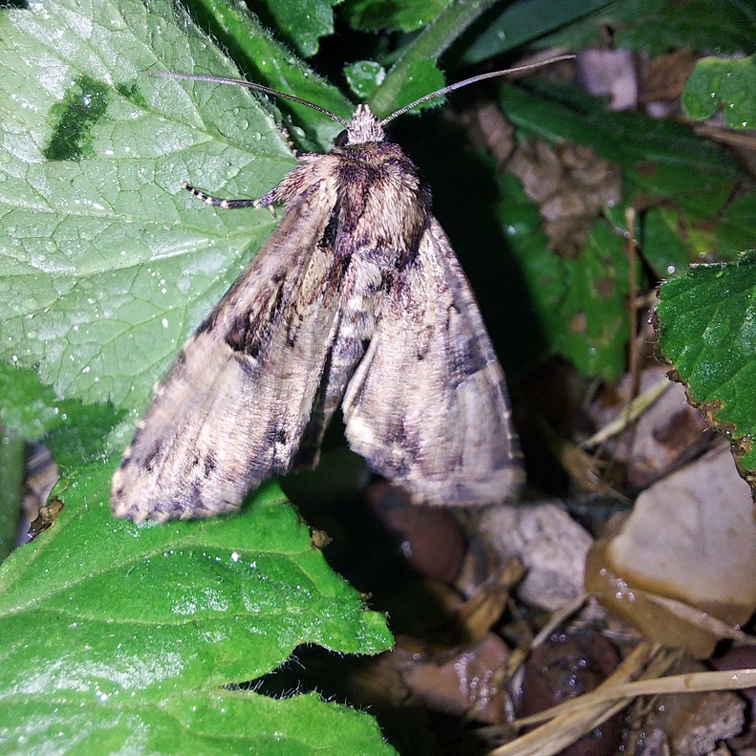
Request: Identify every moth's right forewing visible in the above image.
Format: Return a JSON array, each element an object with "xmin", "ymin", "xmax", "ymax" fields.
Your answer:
[
  {"xmin": 111, "ymin": 167, "xmax": 342, "ymax": 522},
  {"xmin": 343, "ymin": 218, "xmax": 523, "ymax": 506}
]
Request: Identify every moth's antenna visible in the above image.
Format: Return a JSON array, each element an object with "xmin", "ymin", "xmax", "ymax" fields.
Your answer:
[
  {"xmin": 151, "ymin": 71, "xmax": 350, "ymax": 127},
  {"xmin": 379, "ymin": 54, "xmax": 576, "ymax": 126}
]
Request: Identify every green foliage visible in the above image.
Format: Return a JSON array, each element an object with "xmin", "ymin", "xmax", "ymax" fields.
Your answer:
[
  {"xmin": 0, "ymin": 0, "xmax": 753, "ymax": 748},
  {"xmin": 614, "ymin": 0, "xmax": 755, "ymax": 53},
  {"xmin": 0, "ymin": 463, "xmax": 393, "ymax": 753},
  {"xmin": 343, "ymin": 0, "xmax": 448, "ymax": 32},
  {"xmin": 553, "ymin": 223, "xmax": 631, "ymax": 379},
  {"xmin": 0, "ymin": 0, "xmax": 296, "ymax": 411},
  {"xmin": 363, "ymin": 0, "xmax": 499, "ymax": 119},
  {"xmin": 682, "ymin": 55, "xmax": 756, "ymax": 130},
  {"xmin": 657, "ymin": 253, "xmax": 756, "ymax": 475},
  {"xmin": 496, "ymin": 81, "xmax": 752, "ymax": 377},
  {"xmin": 460, "ymin": 0, "xmax": 614, "ymax": 65},
  {"xmin": 256, "ymin": 0, "xmax": 342, "ymax": 57},
  {"xmin": 185, "ymin": 0, "xmax": 352, "ymax": 149},
  {"xmin": 0, "ymin": 0, "xmax": 395, "ymax": 750},
  {"xmin": 539, "ymin": 0, "xmax": 755, "ymax": 54},
  {"xmin": 0, "ymin": 364, "xmax": 123, "ymax": 456}
]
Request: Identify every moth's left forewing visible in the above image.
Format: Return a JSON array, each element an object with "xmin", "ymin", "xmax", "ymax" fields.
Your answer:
[
  {"xmin": 112, "ymin": 165, "xmax": 345, "ymax": 522},
  {"xmin": 342, "ymin": 217, "xmax": 523, "ymax": 506}
]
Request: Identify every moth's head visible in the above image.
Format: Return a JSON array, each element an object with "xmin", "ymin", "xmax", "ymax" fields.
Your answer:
[{"xmin": 341, "ymin": 104, "xmax": 385, "ymax": 146}]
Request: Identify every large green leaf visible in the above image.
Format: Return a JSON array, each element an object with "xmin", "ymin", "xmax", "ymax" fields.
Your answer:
[
  {"xmin": 0, "ymin": 462, "xmax": 393, "ymax": 752},
  {"xmin": 0, "ymin": 0, "xmax": 295, "ymax": 411},
  {"xmin": 657, "ymin": 253, "xmax": 756, "ymax": 477},
  {"xmin": 0, "ymin": 1, "xmax": 394, "ymax": 751}
]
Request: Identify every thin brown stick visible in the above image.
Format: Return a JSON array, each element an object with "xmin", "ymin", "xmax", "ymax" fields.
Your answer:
[
  {"xmin": 490, "ymin": 642, "xmax": 661, "ymax": 756},
  {"xmin": 625, "ymin": 207, "xmax": 640, "ymax": 402}
]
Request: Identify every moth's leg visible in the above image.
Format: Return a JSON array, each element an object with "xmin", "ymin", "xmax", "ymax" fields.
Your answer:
[
  {"xmin": 183, "ymin": 156, "xmax": 318, "ymax": 213},
  {"xmin": 182, "ymin": 182, "xmax": 279, "ymax": 216},
  {"xmin": 182, "ymin": 182, "xmax": 268, "ymax": 208}
]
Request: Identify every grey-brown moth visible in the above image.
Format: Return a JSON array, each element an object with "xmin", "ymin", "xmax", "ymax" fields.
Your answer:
[{"xmin": 110, "ymin": 63, "xmax": 571, "ymax": 522}]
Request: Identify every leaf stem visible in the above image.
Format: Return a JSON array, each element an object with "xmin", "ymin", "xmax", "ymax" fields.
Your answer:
[
  {"xmin": 0, "ymin": 429, "xmax": 24, "ymax": 562},
  {"xmin": 368, "ymin": 0, "xmax": 502, "ymax": 119}
]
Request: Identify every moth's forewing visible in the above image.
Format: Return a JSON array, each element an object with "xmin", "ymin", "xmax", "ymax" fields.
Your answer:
[
  {"xmin": 342, "ymin": 217, "xmax": 523, "ymax": 505},
  {"xmin": 111, "ymin": 175, "xmax": 345, "ymax": 522}
]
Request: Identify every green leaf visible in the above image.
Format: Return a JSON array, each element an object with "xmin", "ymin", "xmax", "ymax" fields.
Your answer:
[
  {"xmin": 640, "ymin": 193, "xmax": 756, "ymax": 279},
  {"xmin": 553, "ymin": 222, "xmax": 630, "ymax": 378},
  {"xmin": 255, "ymin": 0, "xmax": 342, "ymax": 57},
  {"xmin": 392, "ymin": 59, "xmax": 447, "ymax": 113},
  {"xmin": 492, "ymin": 171, "xmax": 568, "ymax": 363},
  {"xmin": 717, "ymin": 193, "xmax": 756, "ymax": 257},
  {"xmin": 344, "ymin": 60, "xmax": 386, "ymax": 101},
  {"xmin": 657, "ymin": 253, "xmax": 756, "ymax": 475},
  {"xmin": 539, "ymin": 0, "xmax": 755, "ymax": 55},
  {"xmin": 1, "ymin": 692, "xmax": 394, "ymax": 754},
  {"xmin": 642, "ymin": 207, "xmax": 695, "ymax": 278},
  {"xmin": 0, "ymin": 461, "xmax": 393, "ymax": 752},
  {"xmin": 491, "ymin": 168, "xmax": 631, "ymax": 379},
  {"xmin": 342, "ymin": 0, "xmax": 449, "ymax": 32},
  {"xmin": 0, "ymin": 0, "xmax": 296, "ymax": 411},
  {"xmin": 366, "ymin": 0, "xmax": 500, "ymax": 119},
  {"xmin": 0, "ymin": 363, "xmax": 70, "ymax": 440},
  {"xmin": 0, "ymin": 363, "xmax": 123, "ymax": 453},
  {"xmin": 499, "ymin": 82, "xmax": 750, "ymax": 278},
  {"xmin": 186, "ymin": 0, "xmax": 352, "ymax": 148},
  {"xmin": 459, "ymin": 0, "xmax": 614, "ymax": 65},
  {"xmin": 682, "ymin": 55, "xmax": 756, "ymax": 130}
]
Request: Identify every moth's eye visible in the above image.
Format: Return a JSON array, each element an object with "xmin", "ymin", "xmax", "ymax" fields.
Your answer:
[{"xmin": 334, "ymin": 130, "xmax": 349, "ymax": 147}]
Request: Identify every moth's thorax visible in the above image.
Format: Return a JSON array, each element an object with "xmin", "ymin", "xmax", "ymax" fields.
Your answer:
[
  {"xmin": 345, "ymin": 104, "xmax": 385, "ymax": 144},
  {"xmin": 333, "ymin": 140, "xmax": 431, "ymax": 262},
  {"xmin": 266, "ymin": 127, "xmax": 431, "ymax": 269}
]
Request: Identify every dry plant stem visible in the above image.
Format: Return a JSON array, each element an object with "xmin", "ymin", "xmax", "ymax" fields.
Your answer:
[
  {"xmin": 490, "ymin": 642, "xmax": 662, "ymax": 756},
  {"xmin": 530, "ymin": 594, "xmax": 589, "ymax": 649},
  {"xmin": 625, "ymin": 207, "xmax": 640, "ymax": 403},
  {"xmin": 579, "ymin": 377, "xmax": 671, "ymax": 448},
  {"xmin": 693, "ymin": 123, "xmax": 756, "ymax": 150},
  {"xmin": 645, "ymin": 593, "xmax": 756, "ymax": 644},
  {"xmin": 514, "ymin": 666, "xmax": 756, "ymax": 728}
]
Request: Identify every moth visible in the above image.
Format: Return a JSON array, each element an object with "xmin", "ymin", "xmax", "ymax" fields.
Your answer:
[{"xmin": 111, "ymin": 61, "xmax": 569, "ymax": 522}]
